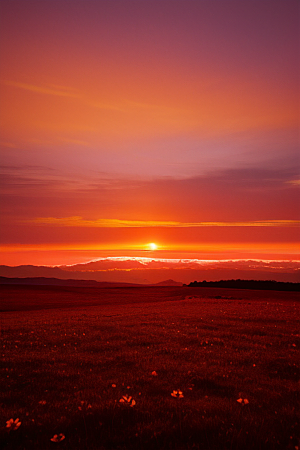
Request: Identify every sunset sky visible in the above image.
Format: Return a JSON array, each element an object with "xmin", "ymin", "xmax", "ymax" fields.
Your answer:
[{"xmin": 0, "ymin": 0, "xmax": 299, "ymax": 268}]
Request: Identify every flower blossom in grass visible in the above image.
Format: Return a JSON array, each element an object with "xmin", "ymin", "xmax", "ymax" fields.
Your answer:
[
  {"xmin": 50, "ymin": 433, "xmax": 65, "ymax": 442},
  {"xmin": 6, "ymin": 418, "xmax": 21, "ymax": 430},
  {"xmin": 151, "ymin": 371, "xmax": 158, "ymax": 376},
  {"xmin": 119, "ymin": 395, "xmax": 136, "ymax": 407},
  {"xmin": 237, "ymin": 398, "xmax": 249, "ymax": 405},
  {"xmin": 171, "ymin": 390, "xmax": 184, "ymax": 398}
]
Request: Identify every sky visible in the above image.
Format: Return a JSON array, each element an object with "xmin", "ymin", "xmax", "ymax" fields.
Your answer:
[{"xmin": 0, "ymin": 0, "xmax": 299, "ymax": 270}]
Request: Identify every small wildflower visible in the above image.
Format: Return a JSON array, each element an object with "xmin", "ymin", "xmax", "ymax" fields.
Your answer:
[
  {"xmin": 171, "ymin": 390, "xmax": 184, "ymax": 398},
  {"xmin": 237, "ymin": 398, "xmax": 249, "ymax": 405},
  {"xmin": 6, "ymin": 418, "xmax": 21, "ymax": 430},
  {"xmin": 112, "ymin": 384, "xmax": 116, "ymax": 388},
  {"xmin": 51, "ymin": 433, "xmax": 65, "ymax": 442},
  {"xmin": 119, "ymin": 395, "xmax": 136, "ymax": 406},
  {"xmin": 151, "ymin": 371, "xmax": 158, "ymax": 376},
  {"xmin": 39, "ymin": 400, "xmax": 47, "ymax": 405}
]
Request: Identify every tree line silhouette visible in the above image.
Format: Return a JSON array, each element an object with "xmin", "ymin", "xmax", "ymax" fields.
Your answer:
[{"xmin": 186, "ymin": 279, "xmax": 300, "ymax": 291}]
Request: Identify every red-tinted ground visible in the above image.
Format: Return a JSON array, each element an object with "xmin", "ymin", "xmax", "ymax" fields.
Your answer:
[{"xmin": 0, "ymin": 286, "xmax": 299, "ymax": 449}]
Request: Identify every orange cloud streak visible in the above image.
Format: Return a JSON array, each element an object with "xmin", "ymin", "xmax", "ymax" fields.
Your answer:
[{"xmin": 31, "ymin": 217, "xmax": 300, "ymax": 228}]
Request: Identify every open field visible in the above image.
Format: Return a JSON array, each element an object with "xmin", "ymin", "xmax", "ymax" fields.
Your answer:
[{"xmin": 0, "ymin": 286, "xmax": 299, "ymax": 449}]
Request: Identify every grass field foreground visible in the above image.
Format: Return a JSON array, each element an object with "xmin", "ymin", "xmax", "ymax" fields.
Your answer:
[{"xmin": 0, "ymin": 286, "xmax": 299, "ymax": 449}]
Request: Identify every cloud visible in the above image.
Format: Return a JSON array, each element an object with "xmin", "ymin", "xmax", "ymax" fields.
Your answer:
[
  {"xmin": 1, "ymin": 79, "xmax": 125, "ymax": 112},
  {"xmin": 201, "ymin": 167, "xmax": 300, "ymax": 188},
  {"xmin": 60, "ymin": 138, "xmax": 92, "ymax": 147},
  {"xmin": 31, "ymin": 216, "xmax": 300, "ymax": 228},
  {"xmin": 1, "ymin": 165, "xmax": 299, "ymax": 225},
  {"xmin": 286, "ymin": 179, "xmax": 300, "ymax": 186},
  {"xmin": 2, "ymin": 80, "xmax": 172, "ymax": 114},
  {"xmin": 63, "ymin": 257, "xmax": 300, "ymax": 272},
  {"xmin": 0, "ymin": 142, "xmax": 18, "ymax": 149},
  {"xmin": 1, "ymin": 80, "xmax": 80, "ymax": 98}
]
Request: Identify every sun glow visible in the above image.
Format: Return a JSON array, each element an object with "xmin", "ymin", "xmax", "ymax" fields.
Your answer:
[{"xmin": 148, "ymin": 243, "xmax": 158, "ymax": 251}]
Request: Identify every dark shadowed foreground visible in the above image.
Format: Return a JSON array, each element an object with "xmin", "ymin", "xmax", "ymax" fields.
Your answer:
[{"xmin": 0, "ymin": 286, "xmax": 299, "ymax": 449}]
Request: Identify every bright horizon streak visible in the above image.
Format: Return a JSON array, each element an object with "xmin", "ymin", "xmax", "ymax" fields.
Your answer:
[{"xmin": 1, "ymin": 242, "xmax": 299, "ymax": 253}]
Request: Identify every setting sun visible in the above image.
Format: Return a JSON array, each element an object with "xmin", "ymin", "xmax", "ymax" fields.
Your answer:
[{"xmin": 148, "ymin": 243, "xmax": 158, "ymax": 251}]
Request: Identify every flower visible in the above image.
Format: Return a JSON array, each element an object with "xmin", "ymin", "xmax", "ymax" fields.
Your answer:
[
  {"xmin": 119, "ymin": 395, "xmax": 136, "ymax": 407},
  {"xmin": 237, "ymin": 398, "xmax": 249, "ymax": 405},
  {"xmin": 151, "ymin": 371, "xmax": 158, "ymax": 376},
  {"xmin": 6, "ymin": 418, "xmax": 21, "ymax": 430},
  {"xmin": 171, "ymin": 390, "xmax": 184, "ymax": 398},
  {"xmin": 51, "ymin": 433, "xmax": 65, "ymax": 442}
]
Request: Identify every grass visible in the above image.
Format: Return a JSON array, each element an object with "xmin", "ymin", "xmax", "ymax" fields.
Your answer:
[{"xmin": 0, "ymin": 285, "xmax": 299, "ymax": 449}]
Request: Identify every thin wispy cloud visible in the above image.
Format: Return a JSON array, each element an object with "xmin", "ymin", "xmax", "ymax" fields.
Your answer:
[
  {"xmin": 60, "ymin": 138, "xmax": 92, "ymax": 147},
  {"xmin": 2, "ymin": 79, "xmax": 176, "ymax": 114},
  {"xmin": 1, "ymin": 79, "xmax": 125, "ymax": 112},
  {"xmin": 1, "ymin": 80, "xmax": 80, "ymax": 98},
  {"xmin": 31, "ymin": 216, "xmax": 300, "ymax": 228},
  {"xmin": 0, "ymin": 142, "xmax": 18, "ymax": 149}
]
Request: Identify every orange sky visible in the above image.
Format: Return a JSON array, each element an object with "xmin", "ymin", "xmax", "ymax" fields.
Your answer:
[{"xmin": 0, "ymin": 0, "xmax": 299, "ymax": 267}]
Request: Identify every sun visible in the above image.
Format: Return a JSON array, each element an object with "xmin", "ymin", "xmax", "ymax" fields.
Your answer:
[{"xmin": 148, "ymin": 242, "xmax": 157, "ymax": 251}]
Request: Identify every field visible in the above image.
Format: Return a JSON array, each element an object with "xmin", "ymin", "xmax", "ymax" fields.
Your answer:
[{"xmin": 0, "ymin": 285, "xmax": 299, "ymax": 450}]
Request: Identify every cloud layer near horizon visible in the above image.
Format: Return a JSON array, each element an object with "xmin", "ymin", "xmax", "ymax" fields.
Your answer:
[{"xmin": 1, "ymin": 257, "xmax": 299, "ymax": 284}]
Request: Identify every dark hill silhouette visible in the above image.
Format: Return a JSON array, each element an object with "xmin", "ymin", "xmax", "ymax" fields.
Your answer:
[
  {"xmin": 0, "ymin": 276, "xmax": 143, "ymax": 288},
  {"xmin": 0, "ymin": 276, "xmax": 182, "ymax": 288},
  {"xmin": 152, "ymin": 279, "xmax": 183, "ymax": 287},
  {"xmin": 187, "ymin": 279, "xmax": 300, "ymax": 292},
  {"xmin": 0, "ymin": 276, "xmax": 298, "ymax": 291}
]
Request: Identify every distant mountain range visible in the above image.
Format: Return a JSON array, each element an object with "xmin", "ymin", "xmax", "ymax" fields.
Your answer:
[
  {"xmin": 0, "ymin": 258, "xmax": 299, "ymax": 285},
  {"xmin": 0, "ymin": 276, "xmax": 183, "ymax": 287}
]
